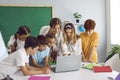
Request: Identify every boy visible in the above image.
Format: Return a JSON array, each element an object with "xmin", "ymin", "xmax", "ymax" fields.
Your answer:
[
  {"xmin": 45, "ymin": 33, "xmax": 58, "ymax": 63},
  {"xmin": 0, "ymin": 36, "xmax": 50, "ymax": 78},
  {"xmin": 31, "ymin": 35, "xmax": 50, "ymax": 67}
]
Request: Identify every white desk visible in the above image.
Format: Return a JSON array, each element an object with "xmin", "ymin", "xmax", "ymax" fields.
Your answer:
[{"xmin": 10, "ymin": 66, "xmax": 119, "ymax": 80}]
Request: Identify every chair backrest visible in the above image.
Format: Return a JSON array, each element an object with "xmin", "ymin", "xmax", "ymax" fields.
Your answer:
[
  {"xmin": 104, "ymin": 54, "xmax": 120, "ymax": 72},
  {"xmin": 39, "ymin": 26, "xmax": 50, "ymax": 35},
  {"xmin": 0, "ymin": 31, "xmax": 8, "ymax": 61}
]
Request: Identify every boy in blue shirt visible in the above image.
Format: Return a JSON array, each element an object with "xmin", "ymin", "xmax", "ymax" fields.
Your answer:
[{"xmin": 31, "ymin": 35, "xmax": 50, "ymax": 68}]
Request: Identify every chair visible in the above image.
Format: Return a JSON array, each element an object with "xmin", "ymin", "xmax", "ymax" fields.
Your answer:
[
  {"xmin": 104, "ymin": 54, "xmax": 120, "ymax": 72},
  {"xmin": 0, "ymin": 31, "xmax": 8, "ymax": 61},
  {"xmin": 39, "ymin": 26, "xmax": 50, "ymax": 35}
]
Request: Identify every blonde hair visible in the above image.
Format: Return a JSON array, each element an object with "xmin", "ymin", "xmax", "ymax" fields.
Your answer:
[{"xmin": 63, "ymin": 23, "xmax": 78, "ymax": 44}]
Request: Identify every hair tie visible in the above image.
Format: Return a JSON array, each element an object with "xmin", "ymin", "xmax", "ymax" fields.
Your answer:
[{"xmin": 65, "ymin": 25, "xmax": 72, "ymax": 28}]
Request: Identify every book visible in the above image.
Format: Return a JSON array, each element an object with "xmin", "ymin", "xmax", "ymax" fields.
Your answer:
[
  {"xmin": 93, "ymin": 66, "xmax": 112, "ymax": 72},
  {"xmin": 107, "ymin": 70, "xmax": 119, "ymax": 80},
  {"xmin": 81, "ymin": 63, "xmax": 101, "ymax": 70},
  {"xmin": 28, "ymin": 76, "xmax": 50, "ymax": 80},
  {"xmin": 115, "ymin": 73, "xmax": 120, "ymax": 80}
]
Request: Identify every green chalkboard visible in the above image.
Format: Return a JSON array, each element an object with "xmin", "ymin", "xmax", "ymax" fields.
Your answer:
[{"xmin": 0, "ymin": 5, "xmax": 53, "ymax": 45}]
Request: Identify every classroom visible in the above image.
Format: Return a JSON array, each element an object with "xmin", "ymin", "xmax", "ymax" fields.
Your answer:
[{"xmin": 0, "ymin": 0, "xmax": 120, "ymax": 80}]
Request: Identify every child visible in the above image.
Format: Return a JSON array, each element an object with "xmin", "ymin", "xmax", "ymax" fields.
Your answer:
[
  {"xmin": 46, "ymin": 33, "xmax": 58, "ymax": 63},
  {"xmin": 60, "ymin": 23, "xmax": 82, "ymax": 56},
  {"xmin": 80, "ymin": 19, "xmax": 98, "ymax": 63},
  {"xmin": 8, "ymin": 25, "xmax": 30, "ymax": 53},
  {"xmin": 0, "ymin": 36, "xmax": 50, "ymax": 77},
  {"xmin": 31, "ymin": 35, "xmax": 50, "ymax": 68},
  {"xmin": 39, "ymin": 18, "xmax": 63, "ymax": 47}
]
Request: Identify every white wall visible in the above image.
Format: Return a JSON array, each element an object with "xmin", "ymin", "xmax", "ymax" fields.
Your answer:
[{"xmin": 0, "ymin": 0, "xmax": 106, "ymax": 62}]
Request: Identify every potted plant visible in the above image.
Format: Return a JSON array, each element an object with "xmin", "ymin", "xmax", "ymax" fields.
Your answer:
[
  {"xmin": 105, "ymin": 44, "xmax": 120, "ymax": 62},
  {"xmin": 73, "ymin": 12, "xmax": 82, "ymax": 23}
]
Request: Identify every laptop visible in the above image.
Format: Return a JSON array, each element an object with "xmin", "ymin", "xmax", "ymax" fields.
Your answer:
[{"xmin": 51, "ymin": 54, "xmax": 82, "ymax": 73}]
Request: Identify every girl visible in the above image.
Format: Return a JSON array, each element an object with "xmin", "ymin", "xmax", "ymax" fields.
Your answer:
[
  {"xmin": 80, "ymin": 19, "xmax": 99, "ymax": 63},
  {"xmin": 39, "ymin": 18, "xmax": 63, "ymax": 47},
  {"xmin": 8, "ymin": 25, "xmax": 30, "ymax": 53},
  {"xmin": 60, "ymin": 23, "xmax": 82, "ymax": 56}
]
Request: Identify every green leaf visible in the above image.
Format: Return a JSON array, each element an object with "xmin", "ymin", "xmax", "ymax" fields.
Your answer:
[
  {"xmin": 105, "ymin": 44, "xmax": 120, "ymax": 62},
  {"xmin": 73, "ymin": 12, "xmax": 82, "ymax": 19}
]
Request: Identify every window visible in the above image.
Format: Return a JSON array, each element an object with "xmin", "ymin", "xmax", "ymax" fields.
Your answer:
[{"xmin": 110, "ymin": 0, "xmax": 120, "ymax": 44}]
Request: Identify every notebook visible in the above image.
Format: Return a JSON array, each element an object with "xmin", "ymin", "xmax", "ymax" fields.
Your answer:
[
  {"xmin": 81, "ymin": 63, "xmax": 101, "ymax": 70},
  {"xmin": 108, "ymin": 72, "xmax": 119, "ymax": 80},
  {"xmin": 28, "ymin": 76, "xmax": 50, "ymax": 80},
  {"xmin": 115, "ymin": 73, "xmax": 120, "ymax": 80},
  {"xmin": 51, "ymin": 54, "xmax": 82, "ymax": 73},
  {"xmin": 93, "ymin": 66, "xmax": 112, "ymax": 72}
]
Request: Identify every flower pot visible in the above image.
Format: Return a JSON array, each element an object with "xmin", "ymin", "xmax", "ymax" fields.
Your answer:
[
  {"xmin": 74, "ymin": 18, "xmax": 80, "ymax": 24},
  {"xmin": 76, "ymin": 19, "xmax": 79, "ymax": 23}
]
